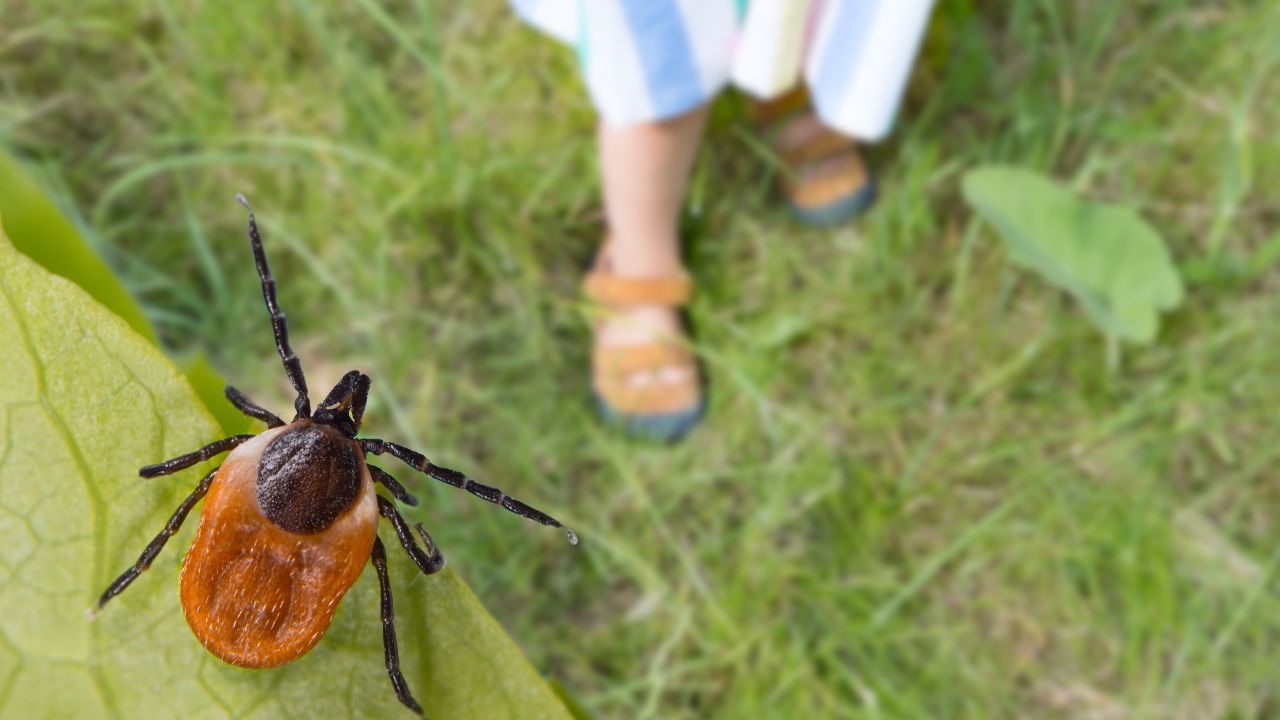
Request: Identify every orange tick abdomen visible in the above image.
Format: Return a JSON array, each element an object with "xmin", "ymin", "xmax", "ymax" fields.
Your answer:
[{"xmin": 179, "ymin": 425, "xmax": 378, "ymax": 668}]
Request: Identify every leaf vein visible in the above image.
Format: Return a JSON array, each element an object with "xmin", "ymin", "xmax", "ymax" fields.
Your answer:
[{"xmin": 0, "ymin": 270, "xmax": 123, "ymax": 720}]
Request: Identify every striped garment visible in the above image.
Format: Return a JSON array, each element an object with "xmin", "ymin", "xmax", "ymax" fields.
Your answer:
[{"xmin": 511, "ymin": 0, "xmax": 935, "ymax": 141}]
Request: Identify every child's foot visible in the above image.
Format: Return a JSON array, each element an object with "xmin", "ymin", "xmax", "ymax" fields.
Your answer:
[
  {"xmin": 775, "ymin": 113, "xmax": 877, "ymax": 226},
  {"xmin": 756, "ymin": 89, "xmax": 877, "ymax": 227},
  {"xmin": 584, "ymin": 245, "xmax": 704, "ymax": 442}
]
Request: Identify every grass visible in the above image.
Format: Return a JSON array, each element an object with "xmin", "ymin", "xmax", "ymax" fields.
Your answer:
[{"xmin": 3, "ymin": 0, "xmax": 1280, "ymax": 717}]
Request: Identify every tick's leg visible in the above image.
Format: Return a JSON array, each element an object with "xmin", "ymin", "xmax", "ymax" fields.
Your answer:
[
  {"xmin": 377, "ymin": 495, "xmax": 444, "ymax": 575},
  {"xmin": 371, "ymin": 537, "xmax": 424, "ymax": 716},
  {"xmin": 97, "ymin": 468, "xmax": 217, "ymax": 608},
  {"xmin": 362, "ymin": 439, "xmax": 577, "ymax": 545},
  {"xmin": 236, "ymin": 194, "xmax": 310, "ymax": 420},
  {"xmin": 370, "ymin": 465, "xmax": 419, "ymax": 506},
  {"xmin": 139, "ymin": 435, "xmax": 255, "ymax": 478},
  {"xmin": 224, "ymin": 386, "xmax": 285, "ymax": 428}
]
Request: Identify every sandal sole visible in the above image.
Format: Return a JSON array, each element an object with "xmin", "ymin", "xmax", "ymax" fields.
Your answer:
[
  {"xmin": 789, "ymin": 177, "xmax": 878, "ymax": 228},
  {"xmin": 593, "ymin": 392, "xmax": 706, "ymax": 443}
]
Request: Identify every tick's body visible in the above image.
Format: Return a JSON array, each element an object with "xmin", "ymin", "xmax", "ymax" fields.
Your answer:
[
  {"xmin": 96, "ymin": 196, "xmax": 575, "ymax": 717},
  {"xmin": 181, "ymin": 422, "xmax": 376, "ymax": 668}
]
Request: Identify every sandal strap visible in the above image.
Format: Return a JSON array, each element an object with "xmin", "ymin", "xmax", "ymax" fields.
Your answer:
[
  {"xmin": 777, "ymin": 124, "xmax": 854, "ymax": 169},
  {"xmin": 754, "ymin": 87, "xmax": 856, "ymax": 170},
  {"xmin": 753, "ymin": 85, "xmax": 810, "ymax": 126},
  {"xmin": 596, "ymin": 371, "xmax": 701, "ymax": 416},
  {"xmin": 785, "ymin": 153, "xmax": 870, "ymax": 211},
  {"xmin": 594, "ymin": 342, "xmax": 692, "ymax": 375},
  {"xmin": 593, "ymin": 342, "xmax": 701, "ymax": 415},
  {"xmin": 583, "ymin": 271, "xmax": 692, "ymax": 307}
]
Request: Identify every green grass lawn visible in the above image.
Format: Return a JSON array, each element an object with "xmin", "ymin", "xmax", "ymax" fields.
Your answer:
[{"xmin": 3, "ymin": 1, "xmax": 1279, "ymax": 717}]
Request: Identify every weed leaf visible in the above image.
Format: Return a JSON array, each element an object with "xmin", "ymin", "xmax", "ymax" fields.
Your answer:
[{"xmin": 962, "ymin": 166, "xmax": 1183, "ymax": 343}]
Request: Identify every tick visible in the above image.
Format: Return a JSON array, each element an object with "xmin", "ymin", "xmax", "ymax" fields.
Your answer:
[{"xmin": 96, "ymin": 195, "xmax": 577, "ymax": 716}]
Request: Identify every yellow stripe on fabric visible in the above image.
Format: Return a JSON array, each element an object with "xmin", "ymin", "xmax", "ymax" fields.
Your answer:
[{"xmin": 730, "ymin": 0, "xmax": 814, "ymax": 97}]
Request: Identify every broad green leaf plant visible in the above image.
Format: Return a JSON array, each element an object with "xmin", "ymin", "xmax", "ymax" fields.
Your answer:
[
  {"xmin": 962, "ymin": 166, "xmax": 1184, "ymax": 344},
  {"xmin": 0, "ymin": 212, "xmax": 575, "ymax": 717}
]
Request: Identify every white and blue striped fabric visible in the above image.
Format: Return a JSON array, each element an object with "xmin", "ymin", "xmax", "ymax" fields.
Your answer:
[{"xmin": 511, "ymin": 0, "xmax": 936, "ymax": 141}]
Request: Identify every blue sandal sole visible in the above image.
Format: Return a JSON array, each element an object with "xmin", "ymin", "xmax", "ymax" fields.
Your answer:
[
  {"xmin": 593, "ymin": 392, "xmax": 706, "ymax": 443},
  {"xmin": 789, "ymin": 177, "xmax": 878, "ymax": 228}
]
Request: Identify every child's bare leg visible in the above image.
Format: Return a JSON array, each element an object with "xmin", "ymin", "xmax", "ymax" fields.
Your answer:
[{"xmin": 597, "ymin": 105, "xmax": 708, "ymax": 368}]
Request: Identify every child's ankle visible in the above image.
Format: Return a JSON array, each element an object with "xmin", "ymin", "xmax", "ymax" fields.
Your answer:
[{"xmin": 605, "ymin": 234, "xmax": 683, "ymax": 279}]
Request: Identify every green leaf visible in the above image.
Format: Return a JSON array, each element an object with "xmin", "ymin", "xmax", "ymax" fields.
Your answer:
[
  {"xmin": 962, "ymin": 166, "xmax": 1184, "ymax": 343},
  {"xmin": 0, "ymin": 153, "xmax": 155, "ymax": 343},
  {"xmin": 0, "ymin": 222, "xmax": 573, "ymax": 718},
  {"xmin": 176, "ymin": 352, "xmax": 253, "ymax": 436},
  {"xmin": 0, "ymin": 152, "xmax": 247, "ymax": 435}
]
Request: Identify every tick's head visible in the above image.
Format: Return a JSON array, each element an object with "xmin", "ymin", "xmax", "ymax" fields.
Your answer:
[{"xmin": 311, "ymin": 370, "xmax": 371, "ymax": 438}]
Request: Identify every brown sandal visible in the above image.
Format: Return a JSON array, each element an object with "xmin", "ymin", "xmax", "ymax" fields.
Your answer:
[
  {"xmin": 583, "ymin": 248, "xmax": 705, "ymax": 441},
  {"xmin": 755, "ymin": 86, "xmax": 877, "ymax": 227}
]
